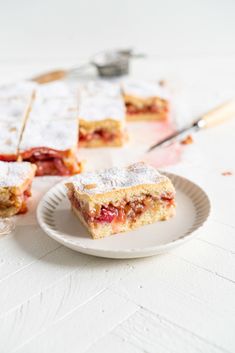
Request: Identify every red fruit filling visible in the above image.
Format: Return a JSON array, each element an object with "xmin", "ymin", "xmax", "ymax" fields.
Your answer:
[
  {"xmin": 79, "ymin": 128, "xmax": 117, "ymax": 143},
  {"xmin": 20, "ymin": 147, "xmax": 80, "ymax": 176},
  {"xmin": 96, "ymin": 206, "xmax": 118, "ymax": 223},
  {"xmin": 161, "ymin": 196, "xmax": 175, "ymax": 207},
  {"xmin": 126, "ymin": 102, "xmax": 169, "ymax": 115},
  {"xmin": 68, "ymin": 191, "xmax": 175, "ymax": 226},
  {"xmin": 0, "ymin": 154, "xmax": 18, "ymax": 162},
  {"xmin": 18, "ymin": 183, "xmax": 33, "ymax": 214}
]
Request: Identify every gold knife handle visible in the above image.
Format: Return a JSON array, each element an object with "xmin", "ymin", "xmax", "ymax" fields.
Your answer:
[
  {"xmin": 31, "ymin": 69, "xmax": 67, "ymax": 84},
  {"xmin": 201, "ymin": 99, "xmax": 235, "ymax": 128}
]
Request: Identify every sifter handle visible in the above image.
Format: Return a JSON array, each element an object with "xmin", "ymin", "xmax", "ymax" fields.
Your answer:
[{"xmin": 31, "ymin": 70, "xmax": 67, "ymax": 84}]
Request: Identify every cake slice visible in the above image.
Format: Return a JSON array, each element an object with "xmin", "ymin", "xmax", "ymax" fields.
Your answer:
[
  {"xmin": 0, "ymin": 161, "xmax": 36, "ymax": 217},
  {"xmin": 78, "ymin": 81, "xmax": 127, "ymax": 147},
  {"xmin": 18, "ymin": 82, "xmax": 82, "ymax": 176},
  {"xmin": 121, "ymin": 79, "xmax": 169, "ymax": 121},
  {"xmin": 19, "ymin": 119, "xmax": 82, "ymax": 176},
  {"xmin": 66, "ymin": 162, "xmax": 175, "ymax": 239}
]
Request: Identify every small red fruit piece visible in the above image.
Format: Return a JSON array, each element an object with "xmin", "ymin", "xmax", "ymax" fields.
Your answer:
[{"xmin": 97, "ymin": 206, "xmax": 118, "ymax": 223}]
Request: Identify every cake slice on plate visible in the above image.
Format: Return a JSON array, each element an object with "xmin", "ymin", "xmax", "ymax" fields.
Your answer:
[
  {"xmin": 121, "ymin": 79, "xmax": 169, "ymax": 121},
  {"xmin": 66, "ymin": 162, "xmax": 176, "ymax": 239},
  {"xmin": 0, "ymin": 161, "xmax": 36, "ymax": 217},
  {"xmin": 78, "ymin": 81, "xmax": 127, "ymax": 147}
]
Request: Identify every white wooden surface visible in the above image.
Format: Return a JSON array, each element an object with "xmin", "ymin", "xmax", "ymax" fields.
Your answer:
[{"xmin": 1, "ymin": 1, "xmax": 235, "ymax": 352}]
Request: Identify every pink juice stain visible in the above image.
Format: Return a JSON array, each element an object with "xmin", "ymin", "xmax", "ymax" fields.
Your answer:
[
  {"xmin": 144, "ymin": 143, "xmax": 183, "ymax": 168},
  {"xmin": 128, "ymin": 119, "xmax": 183, "ymax": 168}
]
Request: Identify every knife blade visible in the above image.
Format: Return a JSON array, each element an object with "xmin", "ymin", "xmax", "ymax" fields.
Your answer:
[
  {"xmin": 147, "ymin": 99, "xmax": 235, "ymax": 153},
  {"xmin": 147, "ymin": 119, "xmax": 204, "ymax": 152}
]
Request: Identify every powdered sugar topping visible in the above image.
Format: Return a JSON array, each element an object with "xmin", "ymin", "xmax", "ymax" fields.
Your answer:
[
  {"xmin": 19, "ymin": 81, "xmax": 79, "ymax": 151},
  {"xmin": 0, "ymin": 161, "xmax": 34, "ymax": 187},
  {"xmin": 122, "ymin": 79, "xmax": 169, "ymax": 100},
  {"xmin": 0, "ymin": 121, "xmax": 23, "ymax": 154},
  {"xmin": 29, "ymin": 82, "xmax": 78, "ymax": 121},
  {"xmin": 35, "ymin": 81, "xmax": 74, "ymax": 100},
  {"xmin": 70, "ymin": 162, "xmax": 167, "ymax": 195},
  {"xmin": 0, "ymin": 81, "xmax": 36, "ymax": 100},
  {"xmin": 0, "ymin": 81, "xmax": 35, "ymax": 155},
  {"xmin": 19, "ymin": 119, "xmax": 78, "ymax": 151},
  {"xmin": 30, "ymin": 96, "xmax": 78, "ymax": 121},
  {"xmin": 78, "ymin": 81, "xmax": 125, "ymax": 121}
]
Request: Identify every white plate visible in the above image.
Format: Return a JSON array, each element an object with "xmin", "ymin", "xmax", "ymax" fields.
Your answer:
[{"xmin": 37, "ymin": 172, "xmax": 210, "ymax": 259}]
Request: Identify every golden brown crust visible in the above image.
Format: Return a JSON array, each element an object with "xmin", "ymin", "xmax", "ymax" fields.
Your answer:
[
  {"xmin": 0, "ymin": 163, "xmax": 36, "ymax": 217},
  {"xmin": 79, "ymin": 118, "xmax": 123, "ymax": 132},
  {"xmin": 126, "ymin": 112, "xmax": 168, "ymax": 121},
  {"xmin": 67, "ymin": 179, "xmax": 174, "ymax": 207},
  {"xmin": 123, "ymin": 94, "xmax": 169, "ymax": 121},
  {"xmin": 0, "ymin": 193, "xmax": 24, "ymax": 217},
  {"xmin": 124, "ymin": 94, "xmax": 160, "ymax": 106},
  {"xmin": 79, "ymin": 138, "xmax": 125, "ymax": 148}
]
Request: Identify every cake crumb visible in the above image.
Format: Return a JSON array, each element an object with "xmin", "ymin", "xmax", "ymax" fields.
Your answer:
[
  {"xmin": 4, "ymin": 138, "xmax": 12, "ymax": 146},
  {"xmin": 221, "ymin": 171, "xmax": 233, "ymax": 176},
  {"xmin": 180, "ymin": 135, "xmax": 193, "ymax": 145},
  {"xmin": 159, "ymin": 79, "xmax": 167, "ymax": 87},
  {"xmin": 84, "ymin": 183, "xmax": 97, "ymax": 189},
  {"xmin": 9, "ymin": 127, "xmax": 17, "ymax": 132}
]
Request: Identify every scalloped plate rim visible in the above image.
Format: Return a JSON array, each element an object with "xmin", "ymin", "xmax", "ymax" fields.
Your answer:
[{"xmin": 37, "ymin": 172, "xmax": 211, "ymax": 259}]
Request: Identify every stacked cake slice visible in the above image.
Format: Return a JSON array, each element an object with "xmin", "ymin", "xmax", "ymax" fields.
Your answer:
[
  {"xmin": 0, "ymin": 81, "xmax": 82, "ymax": 176},
  {"xmin": 18, "ymin": 82, "xmax": 82, "ymax": 176},
  {"xmin": 122, "ymin": 79, "xmax": 169, "ymax": 121},
  {"xmin": 78, "ymin": 81, "xmax": 127, "ymax": 147}
]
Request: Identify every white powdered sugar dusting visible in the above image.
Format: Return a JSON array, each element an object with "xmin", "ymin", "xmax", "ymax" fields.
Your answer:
[
  {"xmin": 78, "ymin": 97, "xmax": 125, "ymax": 121},
  {"xmin": 0, "ymin": 81, "xmax": 36, "ymax": 100},
  {"xmin": 78, "ymin": 81, "xmax": 121, "ymax": 98},
  {"xmin": 30, "ymin": 96, "xmax": 78, "ymax": 121},
  {"xmin": 30, "ymin": 82, "xmax": 79, "ymax": 121},
  {"xmin": 70, "ymin": 162, "xmax": 167, "ymax": 195},
  {"xmin": 0, "ymin": 98, "xmax": 30, "ymax": 121},
  {"xmin": 78, "ymin": 81, "xmax": 125, "ymax": 121},
  {"xmin": 19, "ymin": 119, "xmax": 78, "ymax": 151},
  {"xmin": 19, "ymin": 81, "xmax": 79, "ymax": 152},
  {"xmin": 0, "ymin": 121, "xmax": 23, "ymax": 154},
  {"xmin": 35, "ymin": 81, "xmax": 74, "ymax": 100},
  {"xmin": 0, "ymin": 161, "xmax": 34, "ymax": 187},
  {"xmin": 122, "ymin": 79, "xmax": 169, "ymax": 100},
  {"xmin": 0, "ymin": 81, "xmax": 35, "ymax": 155}
]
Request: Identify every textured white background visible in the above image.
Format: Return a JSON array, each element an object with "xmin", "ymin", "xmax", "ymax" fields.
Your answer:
[{"xmin": 0, "ymin": 1, "xmax": 235, "ymax": 352}]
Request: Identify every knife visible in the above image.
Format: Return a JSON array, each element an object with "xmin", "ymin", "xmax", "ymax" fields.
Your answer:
[{"xmin": 147, "ymin": 99, "xmax": 235, "ymax": 152}]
